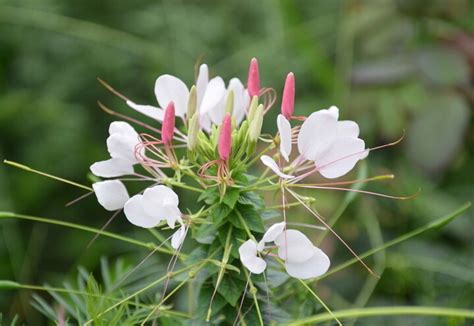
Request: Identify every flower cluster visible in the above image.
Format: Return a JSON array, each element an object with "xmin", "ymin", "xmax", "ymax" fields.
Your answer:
[{"xmin": 90, "ymin": 57, "xmax": 371, "ymax": 286}]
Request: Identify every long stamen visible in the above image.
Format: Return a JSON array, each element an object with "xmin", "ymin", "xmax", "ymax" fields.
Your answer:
[{"xmin": 293, "ymin": 185, "xmax": 420, "ymax": 200}]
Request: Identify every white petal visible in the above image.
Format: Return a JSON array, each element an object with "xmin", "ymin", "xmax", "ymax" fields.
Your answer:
[
  {"xmin": 199, "ymin": 77, "xmax": 226, "ymax": 115},
  {"xmin": 142, "ymin": 185, "xmax": 179, "ymax": 207},
  {"xmin": 126, "ymin": 101, "xmax": 164, "ymax": 121},
  {"xmin": 297, "ymin": 109, "xmax": 338, "ymax": 161},
  {"xmin": 196, "ymin": 64, "xmax": 209, "ymax": 107},
  {"xmin": 106, "ymin": 133, "xmax": 140, "ymax": 163},
  {"xmin": 275, "ymin": 230, "xmax": 315, "ymax": 263},
  {"xmin": 141, "ymin": 185, "xmax": 181, "ymax": 227},
  {"xmin": 124, "ymin": 195, "xmax": 161, "ymax": 228},
  {"xmin": 207, "ymin": 96, "xmax": 226, "ymax": 125},
  {"xmin": 257, "ymin": 222, "xmax": 286, "ymax": 251},
  {"xmin": 285, "ymin": 246, "xmax": 330, "ymax": 279},
  {"xmin": 228, "ymin": 78, "xmax": 249, "ymax": 123},
  {"xmin": 200, "ymin": 114, "xmax": 212, "ymax": 132},
  {"xmin": 328, "ymin": 106, "xmax": 339, "ymax": 119},
  {"xmin": 109, "ymin": 121, "xmax": 139, "ymax": 136},
  {"xmin": 277, "ymin": 115, "xmax": 292, "ymax": 162},
  {"xmin": 154, "ymin": 75, "xmax": 189, "ymax": 117},
  {"xmin": 159, "ymin": 204, "xmax": 182, "ymax": 229},
  {"xmin": 90, "ymin": 158, "xmax": 134, "ymax": 177},
  {"xmin": 338, "ymin": 120, "xmax": 359, "ymax": 138},
  {"xmin": 171, "ymin": 225, "xmax": 187, "ymax": 249},
  {"xmin": 260, "ymin": 156, "xmax": 294, "ymax": 179},
  {"xmin": 93, "ymin": 180, "xmax": 129, "ymax": 211},
  {"xmin": 316, "ymin": 136, "xmax": 368, "ymax": 179},
  {"xmin": 239, "ymin": 240, "xmax": 267, "ymax": 274}
]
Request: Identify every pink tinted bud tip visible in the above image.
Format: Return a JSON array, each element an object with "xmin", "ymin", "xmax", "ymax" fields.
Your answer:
[
  {"xmin": 162, "ymin": 102, "xmax": 175, "ymax": 145},
  {"xmin": 281, "ymin": 72, "xmax": 295, "ymax": 119},
  {"xmin": 218, "ymin": 113, "xmax": 232, "ymax": 161},
  {"xmin": 247, "ymin": 57, "xmax": 260, "ymax": 97}
]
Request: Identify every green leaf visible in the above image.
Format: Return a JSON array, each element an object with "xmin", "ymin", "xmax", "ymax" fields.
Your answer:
[
  {"xmin": 198, "ymin": 188, "xmax": 220, "ymax": 205},
  {"xmin": 209, "ymin": 204, "xmax": 232, "ymax": 226},
  {"xmin": 222, "ymin": 187, "xmax": 240, "ymax": 208},
  {"xmin": 238, "ymin": 191, "xmax": 265, "ymax": 210},
  {"xmin": 194, "ymin": 223, "xmax": 218, "ymax": 244},
  {"xmin": 215, "ymin": 274, "xmax": 246, "ymax": 306},
  {"xmin": 195, "ymin": 283, "xmax": 228, "ymax": 321},
  {"xmin": 261, "ymin": 209, "xmax": 281, "ymax": 221},
  {"xmin": 237, "ymin": 204, "xmax": 265, "ymax": 233}
]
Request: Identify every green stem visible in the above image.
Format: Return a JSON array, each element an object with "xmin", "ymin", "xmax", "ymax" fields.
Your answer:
[
  {"xmin": 3, "ymin": 160, "xmax": 92, "ymax": 191},
  {"xmin": 166, "ymin": 179, "xmax": 204, "ymax": 193},
  {"xmin": 287, "ymin": 306, "xmax": 474, "ymax": 325},
  {"xmin": 243, "ymin": 269, "xmax": 264, "ymax": 326},
  {"xmin": 235, "ymin": 209, "xmax": 255, "ymax": 240},
  {"xmin": 298, "ymin": 280, "xmax": 342, "ymax": 326},
  {"xmin": 0, "ymin": 212, "xmax": 179, "ymax": 257}
]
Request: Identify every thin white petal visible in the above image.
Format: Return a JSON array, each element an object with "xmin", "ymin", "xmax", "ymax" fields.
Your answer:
[
  {"xmin": 297, "ymin": 109, "xmax": 338, "ymax": 161},
  {"xmin": 260, "ymin": 156, "xmax": 294, "ymax": 179},
  {"xmin": 328, "ymin": 106, "xmax": 339, "ymax": 119},
  {"xmin": 275, "ymin": 230, "xmax": 315, "ymax": 263},
  {"xmin": 159, "ymin": 204, "xmax": 182, "ymax": 229},
  {"xmin": 124, "ymin": 195, "xmax": 161, "ymax": 228},
  {"xmin": 338, "ymin": 120, "xmax": 359, "ymax": 138},
  {"xmin": 154, "ymin": 74, "xmax": 189, "ymax": 117},
  {"xmin": 284, "ymin": 246, "xmax": 330, "ymax": 279},
  {"xmin": 106, "ymin": 133, "xmax": 139, "ymax": 163},
  {"xmin": 228, "ymin": 78, "xmax": 249, "ymax": 123},
  {"xmin": 142, "ymin": 185, "xmax": 179, "ymax": 207},
  {"xmin": 126, "ymin": 101, "xmax": 164, "ymax": 121},
  {"xmin": 93, "ymin": 180, "xmax": 129, "ymax": 211},
  {"xmin": 277, "ymin": 115, "xmax": 292, "ymax": 162},
  {"xmin": 199, "ymin": 77, "xmax": 226, "ymax": 115},
  {"xmin": 257, "ymin": 222, "xmax": 286, "ymax": 251},
  {"xmin": 109, "ymin": 121, "xmax": 139, "ymax": 136},
  {"xmin": 90, "ymin": 158, "xmax": 134, "ymax": 178},
  {"xmin": 196, "ymin": 64, "xmax": 209, "ymax": 107},
  {"xmin": 317, "ymin": 136, "xmax": 368, "ymax": 179},
  {"xmin": 171, "ymin": 225, "xmax": 187, "ymax": 249},
  {"xmin": 239, "ymin": 240, "xmax": 267, "ymax": 274}
]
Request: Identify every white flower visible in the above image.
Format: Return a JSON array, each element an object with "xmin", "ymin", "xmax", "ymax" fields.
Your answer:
[
  {"xmin": 92, "ymin": 180, "xmax": 130, "ymax": 211},
  {"xmin": 90, "ymin": 121, "xmax": 142, "ymax": 177},
  {"xmin": 262, "ymin": 107, "xmax": 368, "ymax": 180},
  {"xmin": 298, "ymin": 106, "xmax": 368, "ymax": 179},
  {"xmin": 171, "ymin": 224, "xmax": 187, "ymax": 249},
  {"xmin": 239, "ymin": 222, "xmax": 330, "ymax": 280},
  {"xmin": 275, "ymin": 230, "xmax": 330, "ymax": 280},
  {"xmin": 126, "ymin": 64, "xmax": 249, "ymax": 130},
  {"xmin": 124, "ymin": 185, "xmax": 182, "ymax": 229}
]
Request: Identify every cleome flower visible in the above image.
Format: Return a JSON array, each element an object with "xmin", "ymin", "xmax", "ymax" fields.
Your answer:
[
  {"xmin": 125, "ymin": 63, "xmax": 249, "ymax": 131},
  {"xmin": 261, "ymin": 106, "xmax": 369, "ymax": 180},
  {"xmin": 239, "ymin": 222, "xmax": 330, "ymax": 279}
]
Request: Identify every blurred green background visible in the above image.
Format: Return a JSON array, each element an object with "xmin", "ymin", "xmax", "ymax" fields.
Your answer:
[{"xmin": 0, "ymin": 0, "xmax": 473, "ymax": 324}]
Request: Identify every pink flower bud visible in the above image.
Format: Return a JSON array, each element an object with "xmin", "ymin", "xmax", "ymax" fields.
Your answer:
[
  {"xmin": 162, "ymin": 102, "xmax": 175, "ymax": 146},
  {"xmin": 281, "ymin": 72, "xmax": 295, "ymax": 119},
  {"xmin": 247, "ymin": 58, "xmax": 260, "ymax": 97},
  {"xmin": 218, "ymin": 113, "xmax": 232, "ymax": 161}
]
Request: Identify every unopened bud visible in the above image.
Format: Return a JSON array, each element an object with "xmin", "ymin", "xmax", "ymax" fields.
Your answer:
[
  {"xmin": 225, "ymin": 90, "xmax": 235, "ymax": 115},
  {"xmin": 187, "ymin": 85, "xmax": 197, "ymax": 118},
  {"xmin": 247, "ymin": 58, "xmax": 260, "ymax": 97},
  {"xmin": 218, "ymin": 113, "xmax": 232, "ymax": 161},
  {"xmin": 281, "ymin": 72, "xmax": 295, "ymax": 119},
  {"xmin": 249, "ymin": 104, "xmax": 264, "ymax": 142},
  {"xmin": 162, "ymin": 102, "xmax": 175, "ymax": 146},
  {"xmin": 187, "ymin": 113, "xmax": 199, "ymax": 150},
  {"xmin": 247, "ymin": 96, "xmax": 258, "ymax": 121}
]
